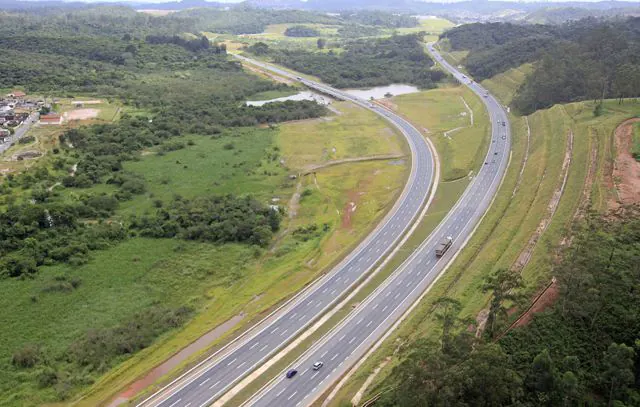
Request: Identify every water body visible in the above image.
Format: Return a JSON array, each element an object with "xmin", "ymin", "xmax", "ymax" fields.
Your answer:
[
  {"xmin": 246, "ymin": 91, "xmax": 331, "ymax": 106},
  {"xmin": 344, "ymin": 84, "xmax": 419, "ymax": 100}
]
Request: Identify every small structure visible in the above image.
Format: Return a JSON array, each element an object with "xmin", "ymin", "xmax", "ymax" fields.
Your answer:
[
  {"xmin": 0, "ymin": 128, "xmax": 10, "ymax": 137},
  {"xmin": 7, "ymin": 90, "xmax": 27, "ymax": 99},
  {"xmin": 7, "ymin": 90, "xmax": 26, "ymax": 99},
  {"xmin": 39, "ymin": 114, "xmax": 62, "ymax": 125}
]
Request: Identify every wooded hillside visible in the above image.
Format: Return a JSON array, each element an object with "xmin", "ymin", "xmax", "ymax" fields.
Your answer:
[{"xmin": 442, "ymin": 18, "xmax": 640, "ymax": 114}]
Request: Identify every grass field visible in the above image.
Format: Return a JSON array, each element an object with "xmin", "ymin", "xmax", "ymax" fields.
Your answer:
[
  {"xmin": 277, "ymin": 101, "xmax": 406, "ymax": 170},
  {"xmin": 393, "ymin": 16, "xmax": 455, "ymax": 36},
  {"xmin": 326, "ymin": 94, "xmax": 640, "ymax": 406},
  {"xmin": 51, "ymin": 101, "xmax": 410, "ymax": 406},
  {"xmin": 391, "ymin": 86, "xmax": 490, "ymax": 181}
]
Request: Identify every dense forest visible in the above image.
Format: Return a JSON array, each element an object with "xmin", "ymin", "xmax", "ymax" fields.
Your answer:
[
  {"xmin": 0, "ymin": 5, "xmax": 338, "ymax": 37},
  {"xmin": 378, "ymin": 207, "xmax": 640, "ymax": 407},
  {"xmin": 441, "ymin": 17, "xmax": 640, "ymax": 114},
  {"xmin": 248, "ymin": 34, "xmax": 446, "ymax": 89}
]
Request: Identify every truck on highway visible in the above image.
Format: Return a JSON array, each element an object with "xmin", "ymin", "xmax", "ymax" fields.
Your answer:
[{"xmin": 435, "ymin": 236, "xmax": 453, "ymax": 257}]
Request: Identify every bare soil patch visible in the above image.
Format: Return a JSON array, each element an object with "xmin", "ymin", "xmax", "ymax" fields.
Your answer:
[
  {"xmin": 609, "ymin": 118, "xmax": 640, "ymax": 208},
  {"xmin": 376, "ymin": 99, "xmax": 397, "ymax": 111},
  {"xmin": 512, "ymin": 279, "xmax": 559, "ymax": 329},
  {"xmin": 66, "ymin": 108, "xmax": 100, "ymax": 121}
]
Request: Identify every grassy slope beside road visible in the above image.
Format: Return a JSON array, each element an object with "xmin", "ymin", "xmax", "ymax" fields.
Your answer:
[{"xmin": 327, "ymin": 71, "xmax": 640, "ymax": 406}]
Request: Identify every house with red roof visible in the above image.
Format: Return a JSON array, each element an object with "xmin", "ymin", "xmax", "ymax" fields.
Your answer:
[{"xmin": 39, "ymin": 114, "xmax": 62, "ymax": 125}]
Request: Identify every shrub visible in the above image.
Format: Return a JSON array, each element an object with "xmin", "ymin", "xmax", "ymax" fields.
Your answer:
[{"xmin": 11, "ymin": 344, "xmax": 42, "ymax": 368}]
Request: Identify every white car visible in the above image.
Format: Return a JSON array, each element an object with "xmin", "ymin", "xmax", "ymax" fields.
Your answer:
[{"xmin": 313, "ymin": 361, "xmax": 324, "ymax": 370}]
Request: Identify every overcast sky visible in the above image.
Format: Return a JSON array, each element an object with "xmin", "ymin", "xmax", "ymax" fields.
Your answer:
[{"xmin": 22, "ymin": 0, "xmax": 640, "ymax": 3}]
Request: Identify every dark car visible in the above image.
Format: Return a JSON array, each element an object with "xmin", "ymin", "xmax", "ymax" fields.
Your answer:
[{"xmin": 286, "ymin": 369, "xmax": 298, "ymax": 378}]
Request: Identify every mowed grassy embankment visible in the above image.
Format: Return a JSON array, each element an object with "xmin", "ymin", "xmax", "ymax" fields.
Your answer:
[
  {"xmin": 327, "ymin": 65, "xmax": 640, "ymax": 405},
  {"xmin": 64, "ymin": 100, "xmax": 409, "ymax": 406},
  {"xmin": 481, "ymin": 64, "xmax": 534, "ymax": 106}
]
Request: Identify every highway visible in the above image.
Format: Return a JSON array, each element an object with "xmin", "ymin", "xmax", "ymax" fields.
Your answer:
[
  {"xmin": 138, "ymin": 56, "xmax": 437, "ymax": 407},
  {"xmin": 244, "ymin": 43, "xmax": 511, "ymax": 407}
]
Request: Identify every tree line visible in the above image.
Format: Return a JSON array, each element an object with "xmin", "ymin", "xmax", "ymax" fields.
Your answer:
[{"xmin": 130, "ymin": 194, "xmax": 281, "ymax": 247}]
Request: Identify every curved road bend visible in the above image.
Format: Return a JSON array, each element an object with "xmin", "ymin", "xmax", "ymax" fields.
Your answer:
[
  {"xmin": 137, "ymin": 56, "xmax": 436, "ymax": 407},
  {"xmin": 245, "ymin": 43, "xmax": 511, "ymax": 407}
]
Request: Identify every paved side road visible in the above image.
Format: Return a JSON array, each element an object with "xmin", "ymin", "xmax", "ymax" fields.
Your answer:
[
  {"xmin": 137, "ymin": 55, "xmax": 437, "ymax": 407},
  {"xmin": 244, "ymin": 43, "xmax": 511, "ymax": 407},
  {"xmin": 0, "ymin": 112, "xmax": 38, "ymax": 155}
]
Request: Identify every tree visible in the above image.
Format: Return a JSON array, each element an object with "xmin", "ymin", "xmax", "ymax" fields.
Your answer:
[
  {"xmin": 482, "ymin": 268, "xmax": 523, "ymax": 338},
  {"xmin": 603, "ymin": 343, "xmax": 635, "ymax": 405},
  {"xmin": 527, "ymin": 349, "xmax": 560, "ymax": 405},
  {"xmin": 317, "ymin": 38, "xmax": 326, "ymax": 49},
  {"xmin": 247, "ymin": 42, "xmax": 269, "ymax": 56},
  {"xmin": 433, "ymin": 297, "xmax": 463, "ymax": 354},
  {"xmin": 454, "ymin": 344, "xmax": 524, "ymax": 406}
]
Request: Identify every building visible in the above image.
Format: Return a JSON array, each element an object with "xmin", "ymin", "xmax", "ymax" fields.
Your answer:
[
  {"xmin": 0, "ymin": 128, "xmax": 10, "ymax": 137},
  {"xmin": 39, "ymin": 114, "xmax": 62, "ymax": 125},
  {"xmin": 7, "ymin": 91, "xmax": 26, "ymax": 99}
]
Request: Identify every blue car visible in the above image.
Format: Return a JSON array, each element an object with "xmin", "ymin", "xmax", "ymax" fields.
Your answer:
[{"xmin": 286, "ymin": 369, "xmax": 298, "ymax": 379}]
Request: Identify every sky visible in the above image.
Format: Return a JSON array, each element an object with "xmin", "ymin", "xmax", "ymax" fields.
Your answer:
[{"xmin": 20, "ymin": 0, "xmax": 640, "ymax": 3}]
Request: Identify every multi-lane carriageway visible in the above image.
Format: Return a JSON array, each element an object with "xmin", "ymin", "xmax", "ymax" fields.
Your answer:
[
  {"xmin": 139, "ymin": 43, "xmax": 510, "ymax": 407},
  {"xmin": 245, "ymin": 43, "xmax": 511, "ymax": 407}
]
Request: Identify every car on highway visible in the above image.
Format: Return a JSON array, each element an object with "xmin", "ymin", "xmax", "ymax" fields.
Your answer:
[
  {"xmin": 312, "ymin": 361, "xmax": 324, "ymax": 371},
  {"xmin": 286, "ymin": 369, "xmax": 298, "ymax": 379},
  {"xmin": 435, "ymin": 236, "xmax": 453, "ymax": 257}
]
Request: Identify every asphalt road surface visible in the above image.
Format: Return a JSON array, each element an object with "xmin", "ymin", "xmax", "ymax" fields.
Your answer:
[
  {"xmin": 244, "ymin": 43, "xmax": 511, "ymax": 407},
  {"xmin": 0, "ymin": 112, "xmax": 38, "ymax": 155},
  {"xmin": 138, "ymin": 55, "xmax": 436, "ymax": 407}
]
